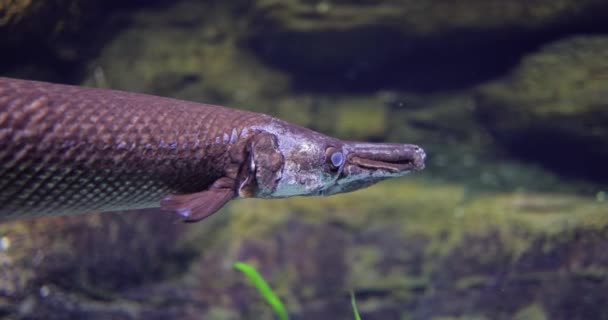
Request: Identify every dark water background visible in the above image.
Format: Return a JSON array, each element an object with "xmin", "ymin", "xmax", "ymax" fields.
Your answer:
[{"xmin": 1, "ymin": 1, "xmax": 607, "ymax": 319}]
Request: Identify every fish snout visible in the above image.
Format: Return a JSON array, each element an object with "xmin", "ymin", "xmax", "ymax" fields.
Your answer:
[
  {"xmin": 411, "ymin": 145, "xmax": 426, "ymax": 171},
  {"xmin": 344, "ymin": 142, "xmax": 426, "ymax": 174}
]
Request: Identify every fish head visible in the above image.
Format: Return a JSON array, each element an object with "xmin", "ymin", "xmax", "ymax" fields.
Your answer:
[{"xmin": 245, "ymin": 121, "xmax": 426, "ymax": 198}]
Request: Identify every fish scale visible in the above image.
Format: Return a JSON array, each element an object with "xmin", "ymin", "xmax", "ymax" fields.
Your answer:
[
  {"xmin": 0, "ymin": 77, "xmax": 271, "ymax": 220},
  {"xmin": 0, "ymin": 77, "xmax": 426, "ymax": 223}
]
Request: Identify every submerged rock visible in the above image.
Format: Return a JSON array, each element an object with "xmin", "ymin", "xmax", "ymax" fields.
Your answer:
[
  {"xmin": 80, "ymin": 1, "xmax": 289, "ymax": 110},
  {"xmin": 0, "ymin": 210, "xmax": 193, "ymax": 319},
  {"xmin": 0, "ymin": 0, "xmax": 172, "ymax": 81},
  {"xmin": 2, "ymin": 181, "xmax": 605, "ymax": 319},
  {"xmin": 219, "ymin": 185, "xmax": 607, "ymax": 319},
  {"xmin": 0, "ymin": 0, "xmax": 101, "ymax": 79},
  {"xmin": 246, "ymin": 0, "xmax": 608, "ymax": 91},
  {"xmin": 475, "ymin": 36, "xmax": 608, "ymax": 181},
  {"xmin": 1, "ymin": 1, "xmax": 606, "ymax": 319}
]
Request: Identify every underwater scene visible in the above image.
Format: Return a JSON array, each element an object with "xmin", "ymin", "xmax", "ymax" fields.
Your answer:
[{"xmin": 1, "ymin": 0, "xmax": 607, "ymax": 319}]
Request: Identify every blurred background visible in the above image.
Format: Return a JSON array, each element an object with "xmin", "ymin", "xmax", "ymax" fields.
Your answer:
[{"xmin": 1, "ymin": 1, "xmax": 607, "ymax": 319}]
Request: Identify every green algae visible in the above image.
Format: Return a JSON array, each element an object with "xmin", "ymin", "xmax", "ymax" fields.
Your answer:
[
  {"xmin": 203, "ymin": 307, "xmax": 241, "ymax": 320},
  {"xmin": 479, "ymin": 36, "xmax": 608, "ymax": 115},
  {"xmin": 513, "ymin": 303, "xmax": 547, "ymax": 320},
  {"xmin": 206, "ymin": 179, "xmax": 608, "ymax": 319},
  {"xmin": 454, "ymin": 275, "xmax": 492, "ymax": 290},
  {"xmin": 314, "ymin": 96, "xmax": 387, "ymax": 140},
  {"xmin": 82, "ymin": 1, "xmax": 290, "ymax": 110},
  {"xmin": 222, "ymin": 179, "xmax": 607, "ymax": 255},
  {"xmin": 475, "ymin": 36, "xmax": 608, "ymax": 180}
]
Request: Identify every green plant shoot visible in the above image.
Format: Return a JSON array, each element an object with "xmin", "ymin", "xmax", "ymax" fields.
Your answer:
[
  {"xmin": 351, "ymin": 291, "xmax": 362, "ymax": 320},
  {"xmin": 234, "ymin": 261, "xmax": 289, "ymax": 320}
]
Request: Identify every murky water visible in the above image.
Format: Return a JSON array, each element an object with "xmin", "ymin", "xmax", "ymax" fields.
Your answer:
[{"xmin": 1, "ymin": 1, "xmax": 607, "ymax": 319}]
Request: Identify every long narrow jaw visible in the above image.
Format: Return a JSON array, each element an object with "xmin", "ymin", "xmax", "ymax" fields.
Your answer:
[
  {"xmin": 345, "ymin": 142, "xmax": 426, "ymax": 173},
  {"xmin": 323, "ymin": 142, "xmax": 426, "ymax": 195}
]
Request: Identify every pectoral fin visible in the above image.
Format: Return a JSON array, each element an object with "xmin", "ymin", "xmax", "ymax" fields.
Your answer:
[{"xmin": 161, "ymin": 177, "xmax": 235, "ymax": 223}]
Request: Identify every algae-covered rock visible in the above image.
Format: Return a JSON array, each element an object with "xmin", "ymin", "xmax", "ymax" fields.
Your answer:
[
  {"xmin": 1, "ymin": 181, "xmax": 606, "ymax": 319},
  {"xmin": 81, "ymin": 0, "xmax": 289, "ymax": 111},
  {"xmin": 192, "ymin": 182, "xmax": 607, "ymax": 319},
  {"xmin": 0, "ymin": 0, "xmax": 100, "ymax": 65},
  {"xmin": 1, "ymin": 1, "xmax": 607, "ymax": 319},
  {"xmin": 175, "ymin": 181, "xmax": 607, "ymax": 319},
  {"xmin": 475, "ymin": 36, "xmax": 608, "ymax": 181},
  {"xmin": 246, "ymin": 0, "xmax": 608, "ymax": 90},
  {"xmin": 81, "ymin": 2, "xmax": 450, "ymax": 145},
  {"xmin": 514, "ymin": 304, "xmax": 547, "ymax": 320},
  {"xmin": 252, "ymin": 0, "xmax": 604, "ymax": 33},
  {"xmin": 0, "ymin": 0, "xmax": 173, "ymax": 81},
  {"xmin": 0, "ymin": 210, "xmax": 193, "ymax": 319}
]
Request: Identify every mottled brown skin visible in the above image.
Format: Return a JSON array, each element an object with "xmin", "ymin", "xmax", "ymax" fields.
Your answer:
[
  {"xmin": 0, "ymin": 77, "xmax": 273, "ymax": 220},
  {"xmin": 0, "ymin": 77, "xmax": 425, "ymax": 222}
]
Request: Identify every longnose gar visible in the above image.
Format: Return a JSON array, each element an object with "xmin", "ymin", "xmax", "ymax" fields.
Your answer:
[{"xmin": 0, "ymin": 77, "xmax": 425, "ymax": 222}]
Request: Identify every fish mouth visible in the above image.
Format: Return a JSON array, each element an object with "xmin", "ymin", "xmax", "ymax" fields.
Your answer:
[{"xmin": 345, "ymin": 142, "xmax": 426, "ymax": 173}]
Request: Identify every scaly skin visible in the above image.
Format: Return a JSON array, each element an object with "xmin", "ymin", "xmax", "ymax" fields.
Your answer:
[
  {"xmin": 0, "ymin": 77, "xmax": 271, "ymax": 219},
  {"xmin": 0, "ymin": 77, "xmax": 425, "ymax": 222}
]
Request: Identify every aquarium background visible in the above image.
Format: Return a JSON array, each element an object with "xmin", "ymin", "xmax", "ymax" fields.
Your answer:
[{"xmin": 1, "ymin": 1, "xmax": 607, "ymax": 319}]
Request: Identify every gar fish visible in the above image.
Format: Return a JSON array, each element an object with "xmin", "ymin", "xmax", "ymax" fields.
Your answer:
[{"xmin": 0, "ymin": 77, "xmax": 425, "ymax": 222}]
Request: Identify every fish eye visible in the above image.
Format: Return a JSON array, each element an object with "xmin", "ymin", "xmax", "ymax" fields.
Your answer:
[{"xmin": 330, "ymin": 151, "xmax": 345, "ymax": 168}]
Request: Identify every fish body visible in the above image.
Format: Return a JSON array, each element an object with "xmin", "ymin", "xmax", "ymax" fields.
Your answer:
[{"xmin": 0, "ymin": 77, "xmax": 425, "ymax": 222}]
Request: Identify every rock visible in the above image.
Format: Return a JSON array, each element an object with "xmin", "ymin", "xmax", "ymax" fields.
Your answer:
[
  {"xmin": 0, "ymin": 0, "xmax": 172, "ymax": 81},
  {"xmin": 186, "ymin": 182, "xmax": 607, "ymax": 319},
  {"xmin": 1, "ymin": 1, "xmax": 606, "ymax": 319},
  {"xmin": 0, "ymin": 210, "xmax": 193, "ymax": 319},
  {"xmin": 0, "ymin": 180, "xmax": 606, "ymax": 319},
  {"xmin": 81, "ymin": 0, "xmax": 290, "ymax": 109},
  {"xmin": 246, "ymin": 0, "xmax": 608, "ymax": 91},
  {"xmin": 0, "ymin": 0, "xmax": 99, "ymax": 79},
  {"xmin": 475, "ymin": 36, "xmax": 608, "ymax": 181}
]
